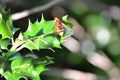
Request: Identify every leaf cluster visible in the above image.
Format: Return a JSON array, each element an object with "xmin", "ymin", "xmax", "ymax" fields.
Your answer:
[{"xmin": 0, "ymin": 8, "xmax": 72, "ymax": 80}]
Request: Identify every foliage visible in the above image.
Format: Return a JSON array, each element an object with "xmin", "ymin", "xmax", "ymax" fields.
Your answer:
[{"xmin": 0, "ymin": 7, "xmax": 72, "ymax": 80}]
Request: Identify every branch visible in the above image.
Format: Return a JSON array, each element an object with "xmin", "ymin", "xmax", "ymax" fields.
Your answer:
[
  {"xmin": 11, "ymin": 0, "xmax": 63, "ymax": 20},
  {"xmin": 43, "ymin": 68, "xmax": 97, "ymax": 80}
]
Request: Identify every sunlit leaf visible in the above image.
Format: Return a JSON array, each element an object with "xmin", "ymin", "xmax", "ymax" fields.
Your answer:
[
  {"xmin": 25, "ymin": 40, "xmax": 39, "ymax": 50},
  {"xmin": 0, "ymin": 9, "xmax": 14, "ymax": 39},
  {"xmin": 42, "ymin": 21, "xmax": 54, "ymax": 34},
  {"xmin": 3, "ymin": 71, "xmax": 17, "ymax": 80},
  {"xmin": 34, "ymin": 65, "xmax": 46, "ymax": 76},
  {"xmin": 11, "ymin": 56, "xmax": 34, "ymax": 79},
  {"xmin": 34, "ymin": 38, "xmax": 47, "ymax": 49},
  {"xmin": 43, "ymin": 36, "xmax": 61, "ymax": 48},
  {"xmin": 24, "ymin": 20, "xmax": 42, "ymax": 37},
  {"xmin": 0, "ymin": 67, "xmax": 3, "ymax": 74},
  {"xmin": 24, "ymin": 15, "xmax": 47, "ymax": 37},
  {"xmin": 0, "ymin": 22, "xmax": 12, "ymax": 39},
  {"xmin": 0, "ymin": 6, "xmax": 73, "ymax": 80},
  {"xmin": 11, "ymin": 56, "xmax": 47, "ymax": 80},
  {"xmin": 62, "ymin": 15, "xmax": 73, "ymax": 28}
]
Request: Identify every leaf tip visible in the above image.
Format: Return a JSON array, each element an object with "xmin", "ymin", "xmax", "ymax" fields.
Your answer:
[
  {"xmin": 62, "ymin": 15, "xmax": 68, "ymax": 21},
  {"xmin": 41, "ymin": 14, "xmax": 45, "ymax": 22}
]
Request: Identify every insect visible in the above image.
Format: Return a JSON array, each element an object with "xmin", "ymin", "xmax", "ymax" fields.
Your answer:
[
  {"xmin": 54, "ymin": 17, "xmax": 73, "ymax": 37},
  {"xmin": 54, "ymin": 17, "xmax": 64, "ymax": 36}
]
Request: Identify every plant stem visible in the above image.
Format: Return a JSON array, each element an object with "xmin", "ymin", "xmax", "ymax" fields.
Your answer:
[
  {"xmin": 10, "ymin": 40, "xmax": 22, "ymax": 52},
  {"xmin": 6, "ymin": 39, "xmax": 22, "ymax": 57}
]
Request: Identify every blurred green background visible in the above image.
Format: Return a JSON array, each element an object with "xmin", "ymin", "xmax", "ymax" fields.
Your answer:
[{"xmin": 4, "ymin": 0, "xmax": 120, "ymax": 80}]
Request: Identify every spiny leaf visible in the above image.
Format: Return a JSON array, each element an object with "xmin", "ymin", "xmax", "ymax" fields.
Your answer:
[
  {"xmin": 34, "ymin": 65, "xmax": 46, "ymax": 76},
  {"xmin": 2, "ymin": 71, "xmax": 17, "ymax": 80},
  {"xmin": 43, "ymin": 36, "xmax": 61, "ymax": 48},
  {"xmin": 22, "ymin": 15, "xmax": 72, "ymax": 51},
  {"xmin": 0, "ymin": 9, "xmax": 10, "ymax": 22},
  {"xmin": 0, "ymin": 20, "xmax": 12, "ymax": 39},
  {"xmin": 62, "ymin": 15, "xmax": 73, "ymax": 28},
  {"xmin": 25, "ymin": 40, "xmax": 39, "ymax": 50},
  {"xmin": 0, "ymin": 9, "xmax": 14, "ymax": 39},
  {"xmin": 24, "ymin": 20, "xmax": 43, "ymax": 37},
  {"xmin": 24, "ymin": 15, "xmax": 46, "ymax": 37},
  {"xmin": 11, "ymin": 56, "xmax": 47, "ymax": 80},
  {"xmin": 42, "ymin": 20, "xmax": 54, "ymax": 34},
  {"xmin": 11, "ymin": 57, "xmax": 32, "ymax": 70},
  {"xmin": 41, "ymin": 14, "xmax": 46, "ymax": 23}
]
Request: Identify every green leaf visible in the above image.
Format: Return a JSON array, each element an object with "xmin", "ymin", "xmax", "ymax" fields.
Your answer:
[
  {"xmin": 0, "ymin": 13, "xmax": 2, "ymax": 23},
  {"xmin": 43, "ymin": 36, "xmax": 61, "ymax": 48},
  {"xmin": 32, "ymin": 56, "xmax": 53, "ymax": 65},
  {"xmin": 0, "ymin": 9, "xmax": 14, "ymax": 39},
  {"xmin": 11, "ymin": 56, "xmax": 47, "ymax": 80},
  {"xmin": 34, "ymin": 65, "xmax": 46, "ymax": 76},
  {"xmin": 22, "ymin": 15, "xmax": 73, "ymax": 51},
  {"xmin": 0, "ymin": 55, "xmax": 11, "ymax": 72},
  {"xmin": 62, "ymin": 15, "xmax": 68, "ymax": 22},
  {"xmin": 24, "ymin": 15, "xmax": 55, "ymax": 38},
  {"xmin": 62, "ymin": 15, "xmax": 73, "ymax": 28},
  {"xmin": 34, "ymin": 37, "xmax": 47, "ymax": 49},
  {"xmin": 0, "ymin": 56, "xmax": 4, "ymax": 74},
  {"xmin": 24, "ymin": 20, "xmax": 43, "ymax": 37},
  {"xmin": 0, "ymin": 67, "xmax": 3, "ymax": 74},
  {"xmin": 11, "ymin": 57, "xmax": 32, "ymax": 70},
  {"xmin": 11, "ymin": 56, "xmax": 35, "ymax": 79},
  {"xmin": 24, "ymin": 15, "xmax": 46, "ymax": 37},
  {"xmin": 0, "ymin": 21, "xmax": 12, "ymax": 39},
  {"xmin": 0, "ymin": 9, "xmax": 10, "ymax": 22},
  {"xmin": 42, "ymin": 21, "xmax": 54, "ymax": 34},
  {"xmin": 0, "ymin": 39, "xmax": 10, "ymax": 49},
  {"xmin": 24, "ymin": 35, "xmax": 61, "ymax": 50},
  {"xmin": 7, "ymin": 52, "xmax": 20, "ymax": 60},
  {"xmin": 2, "ymin": 71, "xmax": 17, "ymax": 80},
  {"xmin": 23, "ymin": 37, "xmax": 47, "ymax": 50},
  {"xmin": 24, "ymin": 40, "xmax": 39, "ymax": 50},
  {"xmin": 33, "ymin": 56, "xmax": 53, "ymax": 79}
]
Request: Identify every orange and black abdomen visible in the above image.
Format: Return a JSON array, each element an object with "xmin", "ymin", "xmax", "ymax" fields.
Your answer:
[{"xmin": 54, "ymin": 17, "xmax": 64, "ymax": 36}]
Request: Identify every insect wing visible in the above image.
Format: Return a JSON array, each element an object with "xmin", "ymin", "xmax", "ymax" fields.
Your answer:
[
  {"xmin": 62, "ymin": 23, "xmax": 73, "ymax": 37},
  {"xmin": 54, "ymin": 17, "xmax": 73, "ymax": 37}
]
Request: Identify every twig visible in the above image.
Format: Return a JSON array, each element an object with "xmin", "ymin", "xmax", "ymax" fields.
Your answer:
[
  {"xmin": 43, "ymin": 67, "xmax": 97, "ymax": 80},
  {"xmin": 87, "ymin": 52, "xmax": 120, "ymax": 79},
  {"xmin": 11, "ymin": 0, "xmax": 63, "ymax": 20}
]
